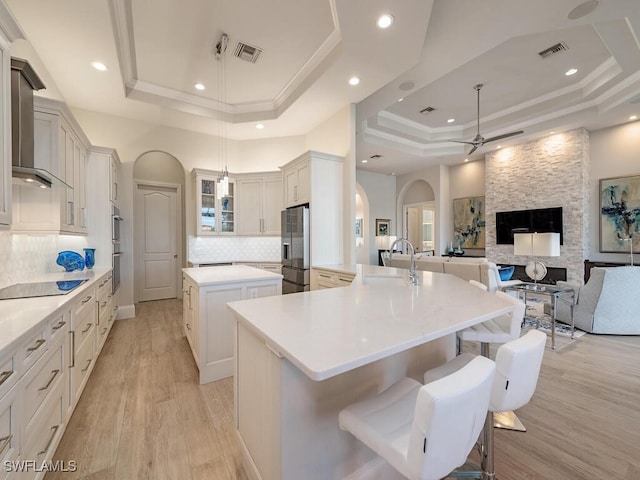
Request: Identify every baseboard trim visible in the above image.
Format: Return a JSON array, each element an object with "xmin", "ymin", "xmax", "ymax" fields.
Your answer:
[{"xmin": 116, "ymin": 304, "xmax": 136, "ymax": 320}]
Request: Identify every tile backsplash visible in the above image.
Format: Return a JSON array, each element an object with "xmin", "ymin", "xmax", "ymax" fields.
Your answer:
[
  {"xmin": 188, "ymin": 235, "xmax": 280, "ymax": 264},
  {"xmin": 0, "ymin": 231, "xmax": 89, "ymax": 289}
]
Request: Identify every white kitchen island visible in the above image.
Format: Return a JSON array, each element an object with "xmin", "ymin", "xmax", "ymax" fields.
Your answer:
[
  {"xmin": 182, "ymin": 265, "xmax": 282, "ymax": 384},
  {"xmin": 227, "ymin": 264, "xmax": 515, "ymax": 480}
]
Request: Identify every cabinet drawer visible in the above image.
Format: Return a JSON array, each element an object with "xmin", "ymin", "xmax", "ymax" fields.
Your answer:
[
  {"xmin": 74, "ymin": 289, "xmax": 96, "ymax": 319},
  {"xmin": 20, "ymin": 327, "xmax": 48, "ymax": 373},
  {"xmin": 22, "ymin": 382, "xmax": 65, "ymax": 473},
  {"xmin": 49, "ymin": 314, "xmax": 68, "ymax": 346},
  {"xmin": 75, "ymin": 308, "xmax": 96, "ymax": 350},
  {"xmin": 336, "ymin": 274, "xmax": 355, "ymax": 286},
  {"xmin": 23, "ymin": 341, "xmax": 64, "ymax": 434},
  {"xmin": 72, "ymin": 332, "xmax": 95, "ymax": 399},
  {"xmin": 97, "ymin": 273, "xmax": 112, "ymax": 299},
  {"xmin": 0, "ymin": 352, "xmax": 17, "ymax": 401},
  {"xmin": 0, "ymin": 384, "xmax": 19, "ymax": 469}
]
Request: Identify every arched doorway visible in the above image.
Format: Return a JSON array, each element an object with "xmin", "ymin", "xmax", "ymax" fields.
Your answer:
[
  {"xmin": 398, "ymin": 180, "xmax": 436, "ymax": 254},
  {"xmin": 133, "ymin": 151, "xmax": 185, "ymax": 302}
]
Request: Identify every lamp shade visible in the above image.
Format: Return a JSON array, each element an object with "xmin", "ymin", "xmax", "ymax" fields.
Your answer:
[{"xmin": 513, "ymin": 232, "xmax": 560, "ymax": 257}]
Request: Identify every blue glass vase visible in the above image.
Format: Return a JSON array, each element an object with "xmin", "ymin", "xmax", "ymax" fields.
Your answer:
[
  {"xmin": 57, "ymin": 251, "xmax": 84, "ymax": 272},
  {"xmin": 84, "ymin": 248, "xmax": 96, "ymax": 269}
]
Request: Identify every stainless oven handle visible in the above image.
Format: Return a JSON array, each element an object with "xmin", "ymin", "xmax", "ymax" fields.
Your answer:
[
  {"xmin": 112, "ymin": 215, "xmax": 123, "ymax": 221},
  {"xmin": 113, "ymin": 253, "xmax": 122, "ymax": 257}
]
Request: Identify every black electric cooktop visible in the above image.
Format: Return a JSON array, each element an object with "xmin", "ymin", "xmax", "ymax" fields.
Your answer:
[{"xmin": 0, "ymin": 279, "xmax": 88, "ymax": 300}]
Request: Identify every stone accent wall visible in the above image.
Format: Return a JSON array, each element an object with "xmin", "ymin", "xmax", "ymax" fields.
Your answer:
[{"xmin": 485, "ymin": 128, "xmax": 589, "ymax": 285}]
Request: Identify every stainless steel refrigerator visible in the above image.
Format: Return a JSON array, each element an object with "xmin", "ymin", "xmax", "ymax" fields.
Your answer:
[{"xmin": 281, "ymin": 205, "xmax": 310, "ymax": 294}]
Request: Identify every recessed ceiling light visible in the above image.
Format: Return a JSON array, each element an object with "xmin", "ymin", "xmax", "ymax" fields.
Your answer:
[
  {"xmin": 568, "ymin": 0, "xmax": 599, "ymax": 20},
  {"xmin": 496, "ymin": 145, "xmax": 502, "ymax": 149},
  {"xmin": 447, "ymin": 118, "xmax": 455, "ymax": 123},
  {"xmin": 376, "ymin": 14, "xmax": 394, "ymax": 29},
  {"xmin": 629, "ymin": 115, "xmax": 638, "ymax": 121},
  {"xmin": 194, "ymin": 83, "xmax": 205, "ymax": 91},
  {"xmin": 549, "ymin": 131, "xmax": 556, "ymax": 134},
  {"xmin": 565, "ymin": 68, "xmax": 578, "ymax": 76},
  {"xmin": 91, "ymin": 61, "xmax": 108, "ymax": 72},
  {"xmin": 348, "ymin": 76, "xmax": 360, "ymax": 86},
  {"xmin": 361, "ymin": 159, "xmax": 368, "ymax": 163},
  {"xmin": 397, "ymin": 97, "xmax": 404, "ymax": 102},
  {"xmin": 256, "ymin": 123, "xmax": 265, "ymax": 129},
  {"xmin": 464, "ymin": 158, "xmax": 469, "ymax": 162}
]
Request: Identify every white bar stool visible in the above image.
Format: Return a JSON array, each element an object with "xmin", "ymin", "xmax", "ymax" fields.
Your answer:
[
  {"xmin": 424, "ymin": 330, "xmax": 547, "ymax": 479},
  {"xmin": 338, "ymin": 356, "xmax": 495, "ymax": 480}
]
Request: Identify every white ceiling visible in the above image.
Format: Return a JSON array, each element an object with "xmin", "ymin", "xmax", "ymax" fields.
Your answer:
[{"xmin": 5, "ymin": 0, "xmax": 640, "ymax": 175}]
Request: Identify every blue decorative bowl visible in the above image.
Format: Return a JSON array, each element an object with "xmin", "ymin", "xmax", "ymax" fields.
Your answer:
[
  {"xmin": 498, "ymin": 266, "xmax": 515, "ymax": 281},
  {"xmin": 56, "ymin": 251, "xmax": 85, "ymax": 272}
]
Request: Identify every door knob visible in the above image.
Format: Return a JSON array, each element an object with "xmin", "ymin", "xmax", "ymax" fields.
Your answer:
[{"xmin": 174, "ymin": 254, "xmax": 178, "ymax": 258}]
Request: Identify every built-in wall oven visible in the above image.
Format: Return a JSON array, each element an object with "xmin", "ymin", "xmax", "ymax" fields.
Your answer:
[{"xmin": 112, "ymin": 205, "xmax": 123, "ymax": 293}]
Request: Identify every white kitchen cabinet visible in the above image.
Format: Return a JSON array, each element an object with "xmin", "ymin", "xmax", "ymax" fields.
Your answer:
[
  {"xmin": 182, "ymin": 266, "xmax": 282, "ymax": 384},
  {"xmin": 283, "ymin": 160, "xmax": 310, "ymax": 208},
  {"xmin": 110, "ymin": 153, "xmax": 120, "ymax": 205},
  {"xmin": 310, "ymin": 267, "xmax": 355, "ymax": 290},
  {"xmin": 0, "ymin": 29, "xmax": 11, "ymax": 229},
  {"xmin": 280, "ymin": 151, "xmax": 344, "ymax": 266},
  {"xmin": 95, "ymin": 272, "xmax": 114, "ymax": 354},
  {"xmin": 194, "ymin": 169, "xmax": 236, "ymax": 235},
  {"xmin": 12, "ymin": 98, "xmax": 90, "ymax": 235},
  {"xmin": 236, "ymin": 172, "xmax": 282, "ymax": 236},
  {"xmin": 69, "ymin": 286, "xmax": 97, "ymax": 413}
]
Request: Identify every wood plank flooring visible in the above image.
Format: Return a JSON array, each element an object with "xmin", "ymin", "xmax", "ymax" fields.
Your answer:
[{"xmin": 47, "ymin": 299, "xmax": 640, "ymax": 480}]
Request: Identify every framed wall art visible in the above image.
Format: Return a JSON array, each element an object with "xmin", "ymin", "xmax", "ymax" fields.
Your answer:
[
  {"xmin": 453, "ymin": 196, "xmax": 486, "ymax": 248},
  {"xmin": 600, "ymin": 174, "xmax": 640, "ymax": 253},
  {"xmin": 355, "ymin": 218, "xmax": 363, "ymax": 238},
  {"xmin": 375, "ymin": 218, "xmax": 390, "ymax": 237}
]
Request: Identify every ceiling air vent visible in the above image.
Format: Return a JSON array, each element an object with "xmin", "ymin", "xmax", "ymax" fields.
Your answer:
[
  {"xmin": 233, "ymin": 42, "xmax": 263, "ymax": 63},
  {"xmin": 420, "ymin": 106, "xmax": 436, "ymax": 115},
  {"xmin": 538, "ymin": 42, "xmax": 569, "ymax": 59}
]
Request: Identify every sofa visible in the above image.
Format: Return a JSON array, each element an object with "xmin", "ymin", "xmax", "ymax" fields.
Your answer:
[
  {"xmin": 555, "ymin": 266, "xmax": 640, "ymax": 334},
  {"xmin": 384, "ymin": 255, "xmax": 522, "ymax": 292}
]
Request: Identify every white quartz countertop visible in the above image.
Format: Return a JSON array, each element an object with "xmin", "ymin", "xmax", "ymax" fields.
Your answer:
[
  {"xmin": 183, "ymin": 264, "xmax": 282, "ymax": 286},
  {"xmin": 0, "ymin": 268, "xmax": 111, "ymax": 354},
  {"xmin": 227, "ymin": 264, "xmax": 514, "ymax": 381}
]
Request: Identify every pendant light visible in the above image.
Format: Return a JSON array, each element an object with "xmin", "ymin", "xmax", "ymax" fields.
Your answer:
[{"xmin": 216, "ymin": 32, "xmax": 230, "ymax": 200}]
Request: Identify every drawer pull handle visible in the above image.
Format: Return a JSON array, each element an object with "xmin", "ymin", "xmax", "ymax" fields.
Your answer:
[
  {"xmin": 81, "ymin": 323, "xmax": 93, "ymax": 334},
  {"xmin": 186, "ymin": 323, "xmax": 191, "ymax": 331},
  {"xmin": 102, "ymin": 327, "xmax": 108, "ymax": 335},
  {"xmin": 38, "ymin": 369, "xmax": 60, "ymax": 392},
  {"xmin": 52, "ymin": 320, "xmax": 66, "ymax": 331},
  {"xmin": 82, "ymin": 295, "xmax": 93, "ymax": 304},
  {"xmin": 101, "ymin": 301, "xmax": 108, "ymax": 308},
  {"xmin": 81, "ymin": 359, "xmax": 93, "ymax": 373},
  {"xmin": 27, "ymin": 339, "xmax": 46, "ymax": 353},
  {"xmin": 38, "ymin": 425, "xmax": 60, "ymax": 456},
  {"xmin": 69, "ymin": 331, "xmax": 75, "ymax": 368},
  {"xmin": 0, "ymin": 370, "xmax": 13, "ymax": 387},
  {"xmin": 319, "ymin": 274, "xmax": 331, "ymax": 279},
  {"xmin": 0, "ymin": 434, "xmax": 13, "ymax": 457}
]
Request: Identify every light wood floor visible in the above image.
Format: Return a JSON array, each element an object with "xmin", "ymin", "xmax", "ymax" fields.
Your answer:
[{"xmin": 47, "ymin": 299, "xmax": 640, "ymax": 480}]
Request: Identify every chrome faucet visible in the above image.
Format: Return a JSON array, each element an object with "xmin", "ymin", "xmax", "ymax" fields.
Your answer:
[{"xmin": 389, "ymin": 238, "xmax": 419, "ymax": 285}]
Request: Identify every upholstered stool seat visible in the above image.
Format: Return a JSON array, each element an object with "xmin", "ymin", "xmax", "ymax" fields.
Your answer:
[{"xmin": 339, "ymin": 356, "xmax": 496, "ymax": 480}]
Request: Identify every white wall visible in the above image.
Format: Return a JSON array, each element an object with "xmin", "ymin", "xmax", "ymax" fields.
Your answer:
[
  {"xmin": 356, "ymin": 170, "xmax": 396, "ymax": 265},
  {"xmin": 589, "ymin": 120, "xmax": 640, "ymax": 264}
]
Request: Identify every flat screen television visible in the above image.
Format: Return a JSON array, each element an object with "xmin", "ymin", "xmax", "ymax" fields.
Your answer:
[{"xmin": 495, "ymin": 207, "xmax": 563, "ymax": 245}]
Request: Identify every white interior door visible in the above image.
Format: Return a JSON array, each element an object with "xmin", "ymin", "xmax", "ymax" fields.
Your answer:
[{"xmin": 135, "ymin": 184, "xmax": 178, "ymax": 302}]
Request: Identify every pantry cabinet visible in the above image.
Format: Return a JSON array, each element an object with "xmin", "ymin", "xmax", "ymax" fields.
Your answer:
[
  {"xmin": 12, "ymin": 98, "xmax": 90, "ymax": 235},
  {"xmin": 236, "ymin": 172, "xmax": 282, "ymax": 236},
  {"xmin": 194, "ymin": 169, "xmax": 236, "ymax": 235}
]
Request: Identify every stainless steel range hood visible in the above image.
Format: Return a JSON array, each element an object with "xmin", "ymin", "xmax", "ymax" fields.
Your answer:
[{"xmin": 10, "ymin": 57, "xmax": 70, "ymax": 189}]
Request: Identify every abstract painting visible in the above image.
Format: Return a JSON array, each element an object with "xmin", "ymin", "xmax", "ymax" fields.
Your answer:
[
  {"xmin": 453, "ymin": 196, "xmax": 486, "ymax": 248},
  {"xmin": 600, "ymin": 174, "xmax": 640, "ymax": 253}
]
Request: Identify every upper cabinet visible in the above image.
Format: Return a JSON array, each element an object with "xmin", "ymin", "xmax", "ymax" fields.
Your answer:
[
  {"xmin": 283, "ymin": 160, "xmax": 310, "ymax": 208},
  {"xmin": 194, "ymin": 169, "xmax": 236, "ymax": 235},
  {"xmin": 12, "ymin": 98, "xmax": 90, "ymax": 235},
  {"xmin": 236, "ymin": 172, "xmax": 282, "ymax": 236}
]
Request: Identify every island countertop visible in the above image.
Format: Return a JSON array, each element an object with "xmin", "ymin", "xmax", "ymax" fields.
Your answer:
[
  {"xmin": 227, "ymin": 264, "xmax": 514, "ymax": 381},
  {"xmin": 182, "ymin": 264, "xmax": 283, "ymax": 286}
]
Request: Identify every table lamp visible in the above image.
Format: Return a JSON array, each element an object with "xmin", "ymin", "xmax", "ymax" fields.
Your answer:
[{"xmin": 513, "ymin": 232, "xmax": 560, "ymax": 286}]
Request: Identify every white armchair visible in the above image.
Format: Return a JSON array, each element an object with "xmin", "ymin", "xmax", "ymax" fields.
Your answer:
[
  {"xmin": 555, "ymin": 266, "xmax": 640, "ymax": 334},
  {"xmin": 486, "ymin": 262, "xmax": 523, "ymax": 292}
]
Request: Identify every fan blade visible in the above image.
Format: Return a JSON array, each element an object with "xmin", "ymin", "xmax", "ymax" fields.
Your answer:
[
  {"xmin": 447, "ymin": 140, "xmax": 477, "ymax": 145},
  {"xmin": 467, "ymin": 144, "xmax": 479, "ymax": 155},
  {"xmin": 483, "ymin": 130, "xmax": 523, "ymax": 144}
]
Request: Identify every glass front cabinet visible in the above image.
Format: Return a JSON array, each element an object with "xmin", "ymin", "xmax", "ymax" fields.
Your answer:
[{"xmin": 195, "ymin": 170, "xmax": 235, "ymax": 235}]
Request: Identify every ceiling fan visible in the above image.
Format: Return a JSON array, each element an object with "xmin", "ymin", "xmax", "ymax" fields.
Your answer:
[{"xmin": 450, "ymin": 83, "xmax": 523, "ymax": 155}]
